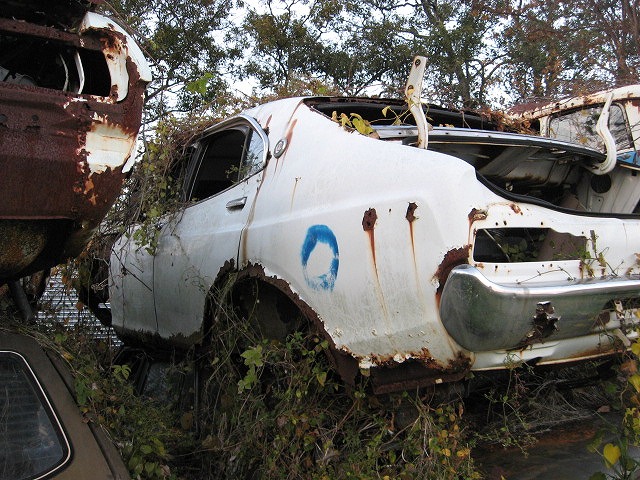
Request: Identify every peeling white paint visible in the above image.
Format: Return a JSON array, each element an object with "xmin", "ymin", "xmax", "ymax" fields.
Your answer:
[{"xmin": 84, "ymin": 122, "xmax": 136, "ymax": 174}]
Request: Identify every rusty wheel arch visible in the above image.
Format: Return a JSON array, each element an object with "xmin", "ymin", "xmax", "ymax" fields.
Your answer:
[{"xmin": 203, "ymin": 262, "xmax": 359, "ymax": 387}]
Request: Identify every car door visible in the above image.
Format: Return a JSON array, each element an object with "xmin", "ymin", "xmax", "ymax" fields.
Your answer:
[
  {"xmin": 152, "ymin": 116, "xmax": 268, "ymax": 342},
  {"xmin": 109, "ymin": 232, "xmax": 158, "ymax": 337}
]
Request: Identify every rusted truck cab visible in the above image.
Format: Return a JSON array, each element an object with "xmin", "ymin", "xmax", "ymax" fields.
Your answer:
[{"xmin": 0, "ymin": 0, "xmax": 151, "ymax": 285}]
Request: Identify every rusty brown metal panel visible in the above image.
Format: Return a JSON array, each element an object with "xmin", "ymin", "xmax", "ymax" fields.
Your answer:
[
  {"xmin": 0, "ymin": 10, "xmax": 147, "ymax": 282},
  {"xmin": 0, "ymin": 17, "xmax": 86, "ymax": 45},
  {"xmin": 434, "ymin": 245, "xmax": 472, "ymax": 305}
]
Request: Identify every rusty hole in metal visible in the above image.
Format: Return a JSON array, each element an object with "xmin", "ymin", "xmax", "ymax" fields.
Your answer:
[
  {"xmin": 517, "ymin": 301, "xmax": 559, "ymax": 348},
  {"xmin": 362, "ymin": 208, "xmax": 377, "ymax": 231},
  {"xmin": 468, "ymin": 208, "xmax": 487, "ymax": 224},
  {"xmin": 406, "ymin": 202, "xmax": 417, "ymax": 222}
]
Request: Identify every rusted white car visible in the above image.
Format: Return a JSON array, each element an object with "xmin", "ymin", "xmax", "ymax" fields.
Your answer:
[{"xmin": 110, "ymin": 69, "xmax": 640, "ymax": 393}]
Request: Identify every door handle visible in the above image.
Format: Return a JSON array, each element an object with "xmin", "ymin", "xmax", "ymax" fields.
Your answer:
[{"xmin": 226, "ymin": 197, "xmax": 247, "ymax": 209}]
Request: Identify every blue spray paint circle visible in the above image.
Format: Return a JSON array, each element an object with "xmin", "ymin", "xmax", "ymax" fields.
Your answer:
[{"xmin": 300, "ymin": 225, "xmax": 339, "ymax": 291}]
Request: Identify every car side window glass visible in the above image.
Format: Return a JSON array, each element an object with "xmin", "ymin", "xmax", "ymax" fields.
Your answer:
[
  {"xmin": 609, "ymin": 103, "xmax": 633, "ymax": 150},
  {"xmin": 0, "ymin": 352, "xmax": 68, "ymax": 480},
  {"xmin": 187, "ymin": 122, "xmax": 266, "ymax": 202},
  {"xmin": 241, "ymin": 130, "xmax": 265, "ymax": 179}
]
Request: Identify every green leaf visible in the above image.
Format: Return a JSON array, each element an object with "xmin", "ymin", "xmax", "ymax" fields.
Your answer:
[
  {"xmin": 75, "ymin": 378, "xmax": 91, "ymax": 406},
  {"xmin": 128, "ymin": 455, "xmax": 142, "ymax": 471},
  {"xmin": 241, "ymin": 345, "xmax": 263, "ymax": 367},
  {"xmin": 351, "ymin": 116, "xmax": 365, "ymax": 132},
  {"xmin": 186, "ymin": 72, "xmax": 213, "ymax": 95},
  {"xmin": 351, "ymin": 115, "xmax": 374, "ymax": 136},
  {"xmin": 629, "ymin": 374, "xmax": 640, "ymax": 392}
]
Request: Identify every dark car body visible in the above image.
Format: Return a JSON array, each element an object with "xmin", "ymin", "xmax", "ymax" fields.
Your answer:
[{"xmin": 0, "ymin": 330, "xmax": 130, "ymax": 479}]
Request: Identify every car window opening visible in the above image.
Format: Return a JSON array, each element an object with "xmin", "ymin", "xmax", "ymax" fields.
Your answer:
[
  {"xmin": 549, "ymin": 103, "xmax": 633, "ymax": 152},
  {"xmin": 473, "ymin": 228, "xmax": 586, "ymax": 263},
  {"xmin": 0, "ymin": 32, "xmax": 111, "ymax": 96},
  {"xmin": 188, "ymin": 128, "xmax": 249, "ymax": 201}
]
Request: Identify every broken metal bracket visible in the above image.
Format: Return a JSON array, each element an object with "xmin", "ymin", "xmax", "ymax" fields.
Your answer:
[
  {"xmin": 594, "ymin": 91, "xmax": 617, "ymax": 175},
  {"xmin": 404, "ymin": 56, "xmax": 429, "ymax": 150}
]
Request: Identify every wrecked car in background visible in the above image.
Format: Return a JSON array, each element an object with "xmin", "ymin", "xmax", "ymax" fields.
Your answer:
[
  {"xmin": 0, "ymin": 0, "xmax": 151, "ymax": 306},
  {"xmin": 110, "ymin": 58, "xmax": 640, "ymax": 394},
  {"xmin": 510, "ymin": 84, "xmax": 640, "ymax": 212},
  {"xmin": 0, "ymin": 329, "xmax": 130, "ymax": 479}
]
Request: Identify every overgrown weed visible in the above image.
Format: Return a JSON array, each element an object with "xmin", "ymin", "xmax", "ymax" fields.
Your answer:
[
  {"xmin": 588, "ymin": 331, "xmax": 640, "ymax": 479},
  {"xmin": 192, "ymin": 285, "xmax": 482, "ymax": 479},
  {"xmin": 6, "ymin": 270, "xmax": 632, "ymax": 479}
]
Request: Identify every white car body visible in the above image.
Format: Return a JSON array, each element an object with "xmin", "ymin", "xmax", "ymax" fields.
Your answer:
[{"xmin": 110, "ymin": 95, "xmax": 640, "ymax": 393}]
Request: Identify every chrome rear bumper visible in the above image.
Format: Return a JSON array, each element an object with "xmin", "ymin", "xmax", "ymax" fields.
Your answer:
[{"xmin": 439, "ymin": 264, "xmax": 640, "ymax": 351}]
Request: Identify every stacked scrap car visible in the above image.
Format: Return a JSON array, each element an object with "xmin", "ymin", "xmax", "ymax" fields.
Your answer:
[{"xmin": 0, "ymin": 0, "xmax": 151, "ymax": 308}]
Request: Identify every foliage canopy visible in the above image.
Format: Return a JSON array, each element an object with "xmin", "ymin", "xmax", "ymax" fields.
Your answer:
[{"xmin": 100, "ymin": 0, "xmax": 639, "ymax": 117}]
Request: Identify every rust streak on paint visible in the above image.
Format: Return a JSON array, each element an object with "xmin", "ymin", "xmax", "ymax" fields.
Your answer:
[
  {"xmin": 290, "ymin": 177, "xmax": 300, "ymax": 211},
  {"xmin": 362, "ymin": 208, "xmax": 378, "ymax": 268},
  {"xmin": 261, "ymin": 114, "xmax": 272, "ymax": 136},
  {"xmin": 406, "ymin": 202, "xmax": 418, "ymax": 262},
  {"xmin": 510, "ymin": 203, "xmax": 523, "ymax": 215},
  {"xmin": 285, "ymin": 118, "xmax": 298, "ymax": 150}
]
